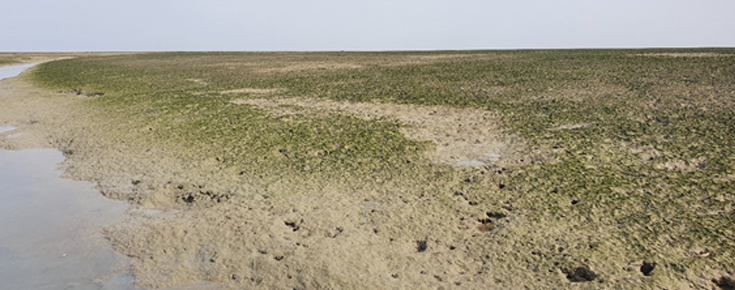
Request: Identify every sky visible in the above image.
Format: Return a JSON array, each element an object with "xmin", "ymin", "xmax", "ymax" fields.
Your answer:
[{"xmin": 1, "ymin": 0, "xmax": 734, "ymax": 52}]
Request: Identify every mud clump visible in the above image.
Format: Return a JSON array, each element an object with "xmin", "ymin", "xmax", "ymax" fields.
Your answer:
[
  {"xmin": 564, "ymin": 266, "xmax": 597, "ymax": 282},
  {"xmin": 69, "ymin": 88, "xmax": 105, "ymax": 97},
  {"xmin": 284, "ymin": 219, "xmax": 302, "ymax": 232},
  {"xmin": 416, "ymin": 240, "xmax": 428, "ymax": 252},
  {"xmin": 179, "ymin": 190, "xmax": 230, "ymax": 205},
  {"xmin": 477, "ymin": 211, "xmax": 506, "ymax": 232},
  {"xmin": 640, "ymin": 262, "xmax": 656, "ymax": 276},
  {"xmin": 485, "ymin": 212, "xmax": 507, "ymax": 219},
  {"xmin": 715, "ymin": 276, "xmax": 735, "ymax": 290}
]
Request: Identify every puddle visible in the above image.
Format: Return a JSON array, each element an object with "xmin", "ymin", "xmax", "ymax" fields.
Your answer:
[
  {"xmin": 0, "ymin": 63, "xmax": 37, "ymax": 82},
  {"xmin": 0, "ymin": 149, "xmax": 138, "ymax": 289}
]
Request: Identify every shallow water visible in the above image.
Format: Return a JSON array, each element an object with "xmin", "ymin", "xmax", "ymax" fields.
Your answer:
[
  {"xmin": 0, "ymin": 65, "xmax": 139, "ymax": 289},
  {"xmin": 0, "ymin": 63, "xmax": 37, "ymax": 82},
  {"xmin": 0, "ymin": 149, "xmax": 138, "ymax": 290}
]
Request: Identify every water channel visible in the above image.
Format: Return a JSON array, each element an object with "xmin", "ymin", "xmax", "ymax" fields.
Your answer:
[{"xmin": 0, "ymin": 64, "xmax": 138, "ymax": 289}]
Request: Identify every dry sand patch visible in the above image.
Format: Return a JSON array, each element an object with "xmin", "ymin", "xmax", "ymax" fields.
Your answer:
[
  {"xmin": 259, "ymin": 62, "xmax": 364, "ymax": 73},
  {"xmin": 252, "ymin": 53, "xmax": 506, "ymax": 72},
  {"xmin": 219, "ymin": 88, "xmax": 283, "ymax": 95},
  {"xmin": 233, "ymin": 97, "xmax": 521, "ymax": 167},
  {"xmin": 632, "ymin": 52, "xmax": 733, "ymax": 58},
  {"xmin": 548, "ymin": 123, "xmax": 591, "ymax": 131}
]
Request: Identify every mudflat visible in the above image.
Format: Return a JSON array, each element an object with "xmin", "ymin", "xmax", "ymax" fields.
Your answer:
[{"xmin": 1, "ymin": 50, "xmax": 734, "ymax": 289}]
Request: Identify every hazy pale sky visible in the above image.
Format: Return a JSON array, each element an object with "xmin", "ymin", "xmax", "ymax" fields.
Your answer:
[{"xmin": 2, "ymin": 0, "xmax": 734, "ymax": 52}]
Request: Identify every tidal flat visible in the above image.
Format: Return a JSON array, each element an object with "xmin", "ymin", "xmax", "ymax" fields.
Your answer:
[{"xmin": 1, "ymin": 49, "xmax": 734, "ymax": 289}]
